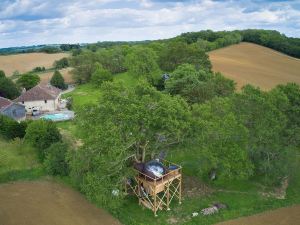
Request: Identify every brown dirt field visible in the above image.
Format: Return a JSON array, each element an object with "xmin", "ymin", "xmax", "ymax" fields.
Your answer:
[
  {"xmin": 0, "ymin": 53, "xmax": 69, "ymax": 76},
  {"xmin": 0, "ymin": 181, "xmax": 121, "ymax": 225},
  {"xmin": 39, "ymin": 67, "xmax": 74, "ymax": 84},
  {"xmin": 209, "ymin": 42, "xmax": 300, "ymax": 90},
  {"xmin": 216, "ymin": 205, "xmax": 300, "ymax": 225}
]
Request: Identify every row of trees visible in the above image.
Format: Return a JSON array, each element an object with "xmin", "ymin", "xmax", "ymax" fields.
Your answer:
[{"xmin": 0, "ymin": 69, "xmax": 67, "ymax": 100}]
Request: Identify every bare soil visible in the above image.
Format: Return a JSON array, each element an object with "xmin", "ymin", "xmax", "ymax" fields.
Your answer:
[
  {"xmin": 216, "ymin": 205, "xmax": 300, "ymax": 225},
  {"xmin": 0, "ymin": 53, "xmax": 69, "ymax": 76},
  {"xmin": 0, "ymin": 181, "xmax": 121, "ymax": 225},
  {"xmin": 209, "ymin": 42, "xmax": 300, "ymax": 90}
]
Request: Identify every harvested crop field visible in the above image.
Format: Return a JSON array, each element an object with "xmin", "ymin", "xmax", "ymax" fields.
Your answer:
[
  {"xmin": 216, "ymin": 205, "xmax": 300, "ymax": 225},
  {"xmin": 209, "ymin": 42, "xmax": 300, "ymax": 90},
  {"xmin": 0, "ymin": 181, "xmax": 121, "ymax": 225},
  {"xmin": 0, "ymin": 52, "xmax": 69, "ymax": 76},
  {"xmin": 39, "ymin": 67, "xmax": 74, "ymax": 84}
]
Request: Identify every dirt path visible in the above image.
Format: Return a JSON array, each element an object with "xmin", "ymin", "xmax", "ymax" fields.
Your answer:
[
  {"xmin": 216, "ymin": 205, "xmax": 300, "ymax": 225},
  {"xmin": 0, "ymin": 181, "xmax": 121, "ymax": 225}
]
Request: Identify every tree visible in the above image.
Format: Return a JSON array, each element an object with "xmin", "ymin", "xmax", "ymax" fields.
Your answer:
[
  {"xmin": 0, "ymin": 70, "xmax": 5, "ymax": 78},
  {"xmin": 125, "ymin": 46, "xmax": 159, "ymax": 84},
  {"xmin": 91, "ymin": 63, "xmax": 113, "ymax": 86},
  {"xmin": 159, "ymin": 41, "xmax": 212, "ymax": 71},
  {"xmin": 53, "ymin": 57, "xmax": 69, "ymax": 69},
  {"xmin": 0, "ymin": 77, "xmax": 20, "ymax": 99},
  {"xmin": 50, "ymin": 70, "xmax": 67, "ymax": 90},
  {"xmin": 44, "ymin": 142, "xmax": 69, "ymax": 176},
  {"xmin": 192, "ymin": 98, "xmax": 253, "ymax": 179},
  {"xmin": 16, "ymin": 73, "xmax": 40, "ymax": 90},
  {"xmin": 165, "ymin": 64, "xmax": 235, "ymax": 104},
  {"xmin": 25, "ymin": 120, "xmax": 61, "ymax": 161},
  {"xmin": 231, "ymin": 85, "xmax": 288, "ymax": 183},
  {"xmin": 69, "ymin": 81, "xmax": 191, "ymax": 209},
  {"xmin": 0, "ymin": 115, "xmax": 27, "ymax": 139}
]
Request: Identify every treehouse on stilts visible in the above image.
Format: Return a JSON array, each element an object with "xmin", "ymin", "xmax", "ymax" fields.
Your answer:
[{"xmin": 126, "ymin": 159, "xmax": 182, "ymax": 217}]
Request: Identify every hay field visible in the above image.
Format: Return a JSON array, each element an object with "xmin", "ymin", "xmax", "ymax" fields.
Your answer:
[
  {"xmin": 0, "ymin": 52, "xmax": 69, "ymax": 76},
  {"xmin": 209, "ymin": 42, "xmax": 300, "ymax": 90},
  {"xmin": 39, "ymin": 68, "xmax": 74, "ymax": 84}
]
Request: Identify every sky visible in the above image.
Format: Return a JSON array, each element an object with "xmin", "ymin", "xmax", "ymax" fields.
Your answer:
[{"xmin": 0, "ymin": 0, "xmax": 299, "ymax": 48}]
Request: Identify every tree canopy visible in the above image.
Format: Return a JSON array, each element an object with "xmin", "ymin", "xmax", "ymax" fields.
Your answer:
[
  {"xmin": 16, "ymin": 73, "xmax": 40, "ymax": 90},
  {"xmin": 50, "ymin": 70, "xmax": 67, "ymax": 90}
]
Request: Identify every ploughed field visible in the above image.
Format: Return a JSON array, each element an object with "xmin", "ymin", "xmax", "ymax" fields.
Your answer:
[
  {"xmin": 209, "ymin": 42, "xmax": 300, "ymax": 90},
  {"xmin": 0, "ymin": 52, "xmax": 69, "ymax": 76},
  {"xmin": 216, "ymin": 205, "xmax": 300, "ymax": 225},
  {"xmin": 0, "ymin": 181, "xmax": 121, "ymax": 225}
]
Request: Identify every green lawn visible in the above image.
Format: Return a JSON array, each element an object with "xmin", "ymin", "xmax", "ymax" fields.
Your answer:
[{"xmin": 0, "ymin": 138, "xmax": 44, "ymax": 183}]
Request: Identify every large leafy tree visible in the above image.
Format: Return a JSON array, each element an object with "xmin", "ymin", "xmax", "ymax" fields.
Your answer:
[
  {"xmin": 70, "ymin": 81, "xmax": 191, "ymax": 209},
  {"xmin": 50, "ymin": 70, "xmax": 67, "ymax": 90},
  {"xmin": 91, "ymin": 63, "xmax": 113, "ymax": 86},
  {"xmin": 165, "ymin": 64, "xmax": 235, "ymax": 104},
  {"xmin": 231, "ymin": 85, "xmax": 289, "ymax": 183},
  {"xmin": 0, "ymin": 76, "xmax": 20, "ymax": 99},
  {"xmin": 16, "ymin": 73, "xmax": 40, "ymax": 90},
  {"xmin": 159, "ymin": 41, "xmax": 212, "ymax": 72},
  {"xmin": 125, "ymin": 46, "xmax": 159, "ymax": 84},
  {"xmin": 192, "ymin": 98, "xmax": 253, "ymax": 179}
]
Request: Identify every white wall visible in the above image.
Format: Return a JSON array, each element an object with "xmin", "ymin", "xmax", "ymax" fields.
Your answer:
[{"xmin": 18, "ymin": 96, "xmax": 60, "ymax": 114}]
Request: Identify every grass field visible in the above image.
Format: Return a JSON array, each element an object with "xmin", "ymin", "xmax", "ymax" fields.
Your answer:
[
  {"xmin": 209, "ymin": 42, "xmax": 300, "ymax": 90},
  {"xmin": 0, "ymin": 52, "xmax": 69, "ymax": 76}
]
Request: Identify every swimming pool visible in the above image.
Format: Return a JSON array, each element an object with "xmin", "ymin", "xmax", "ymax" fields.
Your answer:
[{"xmin": 40, "ymin": 111, "xmax": 74, "ymax": 122}]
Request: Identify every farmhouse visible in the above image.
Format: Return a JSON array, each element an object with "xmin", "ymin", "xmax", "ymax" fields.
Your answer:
[
  {"xmin": 15, "ymin": 84, "xmax": 62, "ymax": 114},
  {"xmin": 0, "ymin": 97, "xmax": 26, "ymax": 121}
]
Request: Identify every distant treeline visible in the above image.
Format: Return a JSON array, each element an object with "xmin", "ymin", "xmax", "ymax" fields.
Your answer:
[
  {"xmin": 1, "ymin": 29, "xmax": 299, "ymax": 57},
  {"xmin": 177, "ymin": 29, "xmax": 300, "ymax": 58},
  {"xmin": 0, "ymin": 44, "xmax": 81, "ymax": 55}
]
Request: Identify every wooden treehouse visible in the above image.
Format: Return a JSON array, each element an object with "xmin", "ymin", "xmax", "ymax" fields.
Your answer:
[{"xmin": 126, "ymin": 159, "xmax": 182, "ymax": 216}]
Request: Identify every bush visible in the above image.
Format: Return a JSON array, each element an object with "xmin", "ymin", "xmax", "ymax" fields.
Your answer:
[
  {"xmin": 24, "ymin": 120, "xmax": 61, "ymax": 161},
  {"xmin": 53, "ymin": 57, "xmax": 69, "ymax": 69},
  {"xmin": 32, "ymin": 67, "xmax": 46, "ymax": 72},
  {"xmin": 0, "ymin": 76, "xmax": 20, "ymax": 99},
  {"xmin": 0, "ymin": 70, "xmax": 5, "ymax": 78},
  {"xmin": 90, "ymin": 63, "xmax": 113, "ymax": 86},
  {"xmin": 44, "ymin": 142, "xmax": 69, "ymax": 176},
  {"xmin": 0, "ymin": 115, "xmax": 27, "ymax": 139}
]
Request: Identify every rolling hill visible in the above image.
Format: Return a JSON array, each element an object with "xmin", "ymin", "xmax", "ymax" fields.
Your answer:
[
  {"xmin": 209, "ymin": 42, "xmax": 300, "ymax": 90},
  {"xmin": 0, "ymin": 52, "xmax": 69, "ymax": 76}
]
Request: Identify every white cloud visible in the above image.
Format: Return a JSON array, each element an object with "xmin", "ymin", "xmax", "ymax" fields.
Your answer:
[{"xmin": 0, "ymin": 0, "xmax": 299, "ymax": 47}]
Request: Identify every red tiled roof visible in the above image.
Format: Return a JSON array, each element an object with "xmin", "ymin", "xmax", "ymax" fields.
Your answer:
[
  {"xmin": 0, "ymin": 97, "xmax": 13, "ymax": 111},
  {"xmin": 15, "ymin": 85, "xmax": 61, "ymax": 102}
]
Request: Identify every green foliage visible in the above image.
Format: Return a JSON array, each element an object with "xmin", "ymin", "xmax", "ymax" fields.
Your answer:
[
  {"xmin": 25, "ymin": 120, "xmax": 61, "ymax": 161},
  {"xmin": 125, "ymin": 46, "xmax": 159, "ymax": 84},
  {"xmin": 44, "ymin": 142, "xmax": 69, "ymax": 176},
  {"xmin": 32, "ymin": 66, "xmax": 45, "ymax": 72},
  {"xmin": 192, "ymin": 98, "xmax": 253, "ymax": 179},
  {"xmin": 69, "ymin": 81, "xmax": 191, "ymax": 209},
  {"xmin": 241, "ymin": 29, "xmax": 300, "ymax": 58},
  {"xmin": 0, "ymin": 70, "xmax": 5, "ymax": 78},
  {"xmin": 91, "ymin": 63, "xmax": 113, "ymax": 86},
  {"xmin": 60, "ymin": 44, "xmax": 80, "ymax": 51},
  {"xmin": 0, "ymin": 76, "xmax": 20, "ymax": 99},
  {"xmin": 50, "ymin": 70, "xmax": 67, "ymax": 90},
  {"xmin": 159, "ymin": 41, "xmax": 212, "ymax": 71},
  {"xmin": 39, "ymin": 46, "xmax": 61, "ymax": 53},
  {"xmin": 54, "ymin": 57, "xmax": 69, "ymax": 69},
  {"xmin": 0, "ymin": 138, "xmax": 40, "ymax": 176},
  {"xmin": 165, "ymin": 64, "xmax": 235, "ymax": 104},
  {"xmin": 16, "ymin": 73, "xmax": 40, "ymax": 90},
  {"xmin": 0, "ymin": 115, "xmax": 27, "ymax": 139}
]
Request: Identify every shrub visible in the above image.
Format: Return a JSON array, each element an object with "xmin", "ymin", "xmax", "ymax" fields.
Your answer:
[
  {"xmin": 44, "ymin": 142, "xmax": 69, "ymax": 176},
  {"xmin": 50, "ymin": 70, "xmax": 67, "ymax": 90},
  {"xmin": 0, "ymin": 76, "xmax": 20, "ymax": 99},
  {"xmin": 25, "ymin": 120, "xmax": 61, "ymax": 161},
  {"xmin": 90, "ymin": 63, "xmax": 113, "ymax": 86},
  {"xmin": 53, "ymin": 57, "xmax": 69, "ymax": 69},
  {"xmin": 0, "ymin": 70, "xmax": 5, "ymax": 78},
  {"xmin": 0, "ymin": 115, "xmax": 27, "ymax": 139}
]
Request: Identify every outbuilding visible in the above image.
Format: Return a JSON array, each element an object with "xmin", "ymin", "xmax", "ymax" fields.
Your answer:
[{"xmin": 0, "ymin": 96, "xmax": 26, "ymax": 121}]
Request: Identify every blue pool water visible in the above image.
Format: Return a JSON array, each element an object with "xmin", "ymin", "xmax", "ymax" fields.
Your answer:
[{"xmin": 40, "ymin": 113, "xmax": 70, "ymax": 121}]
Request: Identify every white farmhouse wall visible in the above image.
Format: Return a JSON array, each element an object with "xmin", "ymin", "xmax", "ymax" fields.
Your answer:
[{"xmin": 19, "ymin": 95, "xmax": 61, "ymax": 113}]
